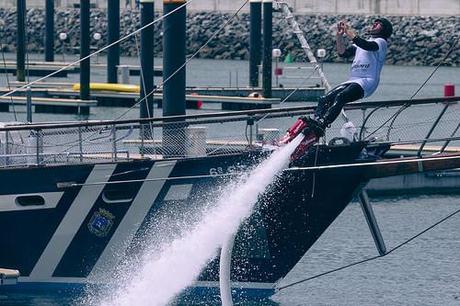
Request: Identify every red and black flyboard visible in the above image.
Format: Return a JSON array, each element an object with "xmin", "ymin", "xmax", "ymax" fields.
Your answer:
[{"xmin": 278, "ymin": 117, "xmax": 325, "ymax": 161}]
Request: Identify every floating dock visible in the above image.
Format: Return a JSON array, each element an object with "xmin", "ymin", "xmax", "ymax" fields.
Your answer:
[
  {"xmin": 0, "ymin": 93, "xmax": 96, "ymax": 115},
  {"xmin": 2, "ymin": 61, "xmax": 163, "ymax": 78},
  {"xmin": 367, "ymin": 144, "xmax": 460, "ymax": 195},
  {"xmin": 45, "ymin": 89, "xmax": 280, "ymax": 109},
  {"xmin": 1, "ymin": 63, "xmax": 76, "ymax": 77},
  {"xmin": 186, "ymin": 86, "xmax": 324, "ymax": 102},
  {"xmin": 9, "ymin": 82, "xmax": 322, "ymax": 110}
]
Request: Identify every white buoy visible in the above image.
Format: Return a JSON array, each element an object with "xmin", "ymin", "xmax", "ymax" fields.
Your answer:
[
  {"xmin": 58, "ymin": 32, "xmax": 68, "ymax": 41},
  {"xmin": 93, "ymin": 32, "xmax": 102, "ymax": 41},
  {"xmin": 316, "ymin": 48, "xmax": 326, "ymax": 58}
]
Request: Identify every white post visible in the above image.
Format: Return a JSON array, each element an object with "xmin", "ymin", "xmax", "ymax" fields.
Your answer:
[
  {"xmin": 119, "ymin": 65, "xmax": 130, "ymax": 84},
  {"xmin": 219, "ymin": 231, "xmax": 236, "ymax": 306}
]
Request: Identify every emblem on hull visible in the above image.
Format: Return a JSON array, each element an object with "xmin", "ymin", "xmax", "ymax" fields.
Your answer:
[{"xmin": 88, "ymin": 208, "xmax": 115, "ymax": 237}]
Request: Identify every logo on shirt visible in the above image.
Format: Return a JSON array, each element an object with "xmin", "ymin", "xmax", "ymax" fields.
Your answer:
[{"xmin": 351, "ymin": 63, "xmax": 370, "ymax": 70}]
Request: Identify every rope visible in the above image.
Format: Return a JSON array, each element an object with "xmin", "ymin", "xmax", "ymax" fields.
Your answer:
[
  {"xmin": 276, "ymin": 204, "xmax": 460, "ymax": 291},
  {"xmin": 409, "ymin": 35, "xmax": 459, "ymax": 101}
]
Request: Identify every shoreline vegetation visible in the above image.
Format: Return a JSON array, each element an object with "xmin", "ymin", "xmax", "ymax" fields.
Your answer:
[{"xmin": 0, "ymin": 8, "xmax": 458, "ymax": 66}]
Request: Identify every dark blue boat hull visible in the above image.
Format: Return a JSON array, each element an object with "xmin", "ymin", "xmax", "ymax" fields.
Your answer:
[{"xmin": 0, "ymin": 141, "xmax": 383, "ymax": 297}]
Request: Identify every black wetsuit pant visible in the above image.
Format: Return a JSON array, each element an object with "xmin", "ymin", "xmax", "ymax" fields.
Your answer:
[{"xmin": 314, "ymin": 82, "xmax": 364, "ymax": 126}]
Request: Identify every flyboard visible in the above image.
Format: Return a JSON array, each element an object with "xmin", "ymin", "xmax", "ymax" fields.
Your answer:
[{"xmin": 278, "ymin": 116, "xmax": 325, "ymax": 160}]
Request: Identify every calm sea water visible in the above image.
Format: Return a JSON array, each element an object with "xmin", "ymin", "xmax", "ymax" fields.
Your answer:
[
  {"xmin": 1, "ymin": 56, "xmax": 459, "ymax": 305},
  {"xmin": 0, "ymin": 53, "xmax": 458, "ymax": 122},
  {"xmin": 275, "ymin": 195, "xmax": 460, "ymax": 306}
]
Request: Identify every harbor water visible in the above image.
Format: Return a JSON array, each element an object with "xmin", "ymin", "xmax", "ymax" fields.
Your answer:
[
  {"xmin": 0, "ymin": 57, "xmax": 459, "ymax": 305},
  {"xmin": 2, "ymin": 195, "xmax": 460, "ymax": 305}
]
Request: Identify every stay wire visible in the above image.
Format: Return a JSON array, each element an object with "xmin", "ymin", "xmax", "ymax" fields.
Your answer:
[
  {"xmin": 364, "ymin": 35, "xmax": 459, "ymax": 141},
  {"xmin": 114, "ymin": 0, "xmax": 250, "ymax": 121},
  {"xmin": 256, "ymin": 69, "xmax": 317, "ymax": 124},
  {"xmin": 0, "ymin": 0, "xmax": 194, "ymax": 99},
  {"xmin": 276, "ymin": 204, "xmax": 460, "ymax": 291},
  {"xmin": 408, "ymin": 34, "xmax": 459, "ymax": 101},
  {"xmin": 36, "ymin": 0, "xmax": 250, "ymax": 162},
  {"xmin": 133, "ymin": 22, "xmax": 155, "ymax": 144},
  {"xmin": 0, "ymin": 42, "xmax": 18, "ymax": 121},
  {"xmin": 13, "ymin": 1, "xmax": 194, "ymax": 163}
]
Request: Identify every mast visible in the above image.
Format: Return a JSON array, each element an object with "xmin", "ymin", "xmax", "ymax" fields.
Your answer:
[
  {"xmin": 139, "ymin": 0, "xmax": 155, "ymax": 142},
  {"xmin": 162, "ymin": 0, "xmax": 186, "ymax": 156},
  {"xmin": 45, "ymin": 0, "xmax": 54, "ymax": 62},
  {"xmin": 262, "ymin": 0, "xmax": 272, "ymax": 98},
  {"xmin": 16, "ymin": 0, "xmax": 26, "ymax": 82},
  {"xmin": 249, "ymin": 0, "xmax": 262, "ymax": 88},
  {"xmin": 79, "ymin": 0, "xmax": 90, "ymax": 100},
  {"xmin": 107, "ymin": 0, "xmax": 120, "ymax": 83}
]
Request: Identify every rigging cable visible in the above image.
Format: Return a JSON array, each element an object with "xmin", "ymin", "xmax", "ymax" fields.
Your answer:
[
  {"xmin": 276, "ymin": 204, "xmax": 460, "ymax": 291},
  {"xmin": 0, "ymin": 0, "xmax": 195, "ymax": 99},
  {"xmin": 26, "ymin": 1, "xmax": 196, "ymax": 163},
  {"xmin": 256, "ymin": 69, "xmax": 317, "ymax": 123},
  {"xmin": 0, "ymin": 42, "xmax": 18, "ymax": 121},
  {"xmin": 364, "ymin": 34, "xmax": 459, "ymax": 141},
  {"xmin": 246, "ymin": 69, "xmax": 317, "ymax": 144},
  {"xmin": 113, "ymin": 0, "xmax": 251, "ymax": 121},
  {"xmin": 133, "ymin": 18, "xmax": 155, "ymax": 147},
  {"xmin": 39, "ymin": 0, "xmax": 250, "ymax": 163}
]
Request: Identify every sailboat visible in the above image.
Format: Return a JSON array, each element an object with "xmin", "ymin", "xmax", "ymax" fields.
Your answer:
[
  {"xmin": 0, "ymin": 94, "xmax": 459, "ymax": 298},
  {"xmin": 0, "ymin": 0, "xmax": 459, "ymax": 304}
]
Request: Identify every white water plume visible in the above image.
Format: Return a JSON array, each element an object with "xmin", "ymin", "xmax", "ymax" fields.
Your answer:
[{"xmin": 101, "ymin": 135, "xmax": 303, "ymax": 306}]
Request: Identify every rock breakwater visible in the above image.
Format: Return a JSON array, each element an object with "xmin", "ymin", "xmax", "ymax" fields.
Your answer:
[{"xmin": 0, "ymin": 8, "xmax": 458, "ymax": 66}]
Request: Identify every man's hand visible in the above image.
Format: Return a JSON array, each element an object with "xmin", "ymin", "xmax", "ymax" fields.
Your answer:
[
  {"xmin": 342, "ymin": 22, "xmax": 357, "ymax": 40},
  {"xmin": 336, "ymin": 21, "xmax": 345, "ymax": 36},
  {"xmin": 336, "ymin": 21, "xmax": 347, "ymax": 55}
]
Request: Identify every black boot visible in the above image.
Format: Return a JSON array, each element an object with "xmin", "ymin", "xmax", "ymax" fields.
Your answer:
[
  {"xmin": 302, "ymin": 117, "xmax": 325, "ymax": 137},
  {"xmin": 314, "ymin": 96, "xmax": 329, "ymax": 120}
]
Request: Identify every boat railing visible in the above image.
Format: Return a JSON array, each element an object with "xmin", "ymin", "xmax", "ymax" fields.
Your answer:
[
  {"xmin": 0, "ymin": 96, "xmax": 458, "ymax": 168},
  {"xmin": 0, "ymin": 107, "xmax": 311, "ymax": 167},
  {"xmin": 336, "ymin": 96, "xmax": 460, "ymax": 155}
]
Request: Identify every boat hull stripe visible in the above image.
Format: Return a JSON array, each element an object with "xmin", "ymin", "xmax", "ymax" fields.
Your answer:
[
  {"xmin": 89, "ymin": 161, "xmax": 177, "ymax": 279},
  {"xmin": 29, "ymin": 164, "xmax": 117, "ymax": 280}
]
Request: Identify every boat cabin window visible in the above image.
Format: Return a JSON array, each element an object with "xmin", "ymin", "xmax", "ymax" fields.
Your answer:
[
  {"xmin": 102, "ymin": 189, "xmax": 134, "ymax": 204},
  {"xmin": 15, "ymin": 195, "xmax": 45, "ymax": 206}
]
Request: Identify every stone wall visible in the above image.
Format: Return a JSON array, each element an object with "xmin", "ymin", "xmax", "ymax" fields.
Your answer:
[
  {"xmin": 0, "ymin": 0, "xmax": 459, "ymax": 16},
  {"xmin": 0, "ymin": 8, "xmax": 458, "ymax": 66}
]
